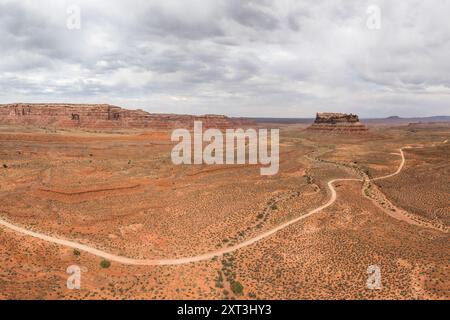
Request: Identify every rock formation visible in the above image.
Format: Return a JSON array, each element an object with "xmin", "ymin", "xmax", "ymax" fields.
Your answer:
[
  {"xmin": 307, "ymin": 112, "xmax": 368, "ymax": 133},
  {"xmin": 0, "ymin": 103, "xmax": 254, "ymax": 130}
]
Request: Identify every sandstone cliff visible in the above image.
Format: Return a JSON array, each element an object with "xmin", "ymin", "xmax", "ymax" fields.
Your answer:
[
  {"xmin": 0, "ymin": 103, "xmax": 254, "ymax": 130},
  {"xmin": 307, "ymin": 112, "xmax": 368, "ymax": 133}
]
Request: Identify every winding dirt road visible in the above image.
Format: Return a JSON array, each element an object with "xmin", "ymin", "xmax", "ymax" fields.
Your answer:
[
  {"xmin": 0, "ymin": 145, "xmax": 437, "ymax": 266},
  {"xmin": 0, "ymin": 176, "xmax": 362, "ymax": 266},
  {"xmin": 371, "ymin": 147, "xmax": 405, "ymax": 181}
]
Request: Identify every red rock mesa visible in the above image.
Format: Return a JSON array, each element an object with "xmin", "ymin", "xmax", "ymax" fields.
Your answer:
[
  {"xmin": 307, "ymin": 112, "xmax": 368, "ymax": 133},
  {"xmin": 0, "ymin": 103, "xmax": 254, "ymax": 130}
]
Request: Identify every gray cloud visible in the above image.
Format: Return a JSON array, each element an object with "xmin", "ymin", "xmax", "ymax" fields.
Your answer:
[
  {"xmin": 226, "ymin": 0, "xmax": 279, "ymax": 31},
  {"xmin": 0, "ymin": 0, "xmax": 449, "ymax": 117}
]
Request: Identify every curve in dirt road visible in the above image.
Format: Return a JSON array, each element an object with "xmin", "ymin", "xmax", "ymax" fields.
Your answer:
[
  {"xmin": 0, "ymin": 177, "xmax": 357, "ymax": 266},
  {"xmin": 0, "ymin": 144, "xmax": 443, "ymax": 266},
  {"xmin": 371, "ymin": 147, "xmax": 405, "ymax": 181}
]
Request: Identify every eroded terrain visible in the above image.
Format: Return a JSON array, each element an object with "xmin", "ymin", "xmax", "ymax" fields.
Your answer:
[{"xmin": 0, "ymin": 124, "xmax": 448, "ymax": 299}]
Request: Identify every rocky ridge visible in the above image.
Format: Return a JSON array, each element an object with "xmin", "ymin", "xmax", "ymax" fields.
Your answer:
[{"xmin": 0, "ymin": 103, "xmax": 254, "ymax": 130}]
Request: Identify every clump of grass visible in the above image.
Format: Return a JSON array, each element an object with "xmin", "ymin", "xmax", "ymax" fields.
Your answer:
[
  {"xmin": 231, "ymin": 281, "xmax": 244, "ymax": 295},
  {"xmin": 100, "ymin": 259, "xmax": 111, "ymax": 268}
]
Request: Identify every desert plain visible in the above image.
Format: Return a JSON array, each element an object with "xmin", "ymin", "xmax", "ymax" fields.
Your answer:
[{"xmin": 0, "ymin": 120, "xmax": 448, "ymax": 300}]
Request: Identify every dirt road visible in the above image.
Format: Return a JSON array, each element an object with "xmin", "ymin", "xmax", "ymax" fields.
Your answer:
[
  {"xmin": 0, "ymin": 145, "xmax": 439, "ymax": 266},
  {"xmin": 0, "ymin": 177, "xmax": 356, "ymax": 266}
]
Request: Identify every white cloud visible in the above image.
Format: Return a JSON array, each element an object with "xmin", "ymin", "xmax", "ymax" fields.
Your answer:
[{"xmin": 0, "ymin": 0, "xmax": 449, "ymax": 117}]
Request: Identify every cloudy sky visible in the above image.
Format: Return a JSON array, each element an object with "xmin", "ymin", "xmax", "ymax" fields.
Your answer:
[{"xmin": 1, "ymin": 0, "xmax": 449, "ymax": 117}]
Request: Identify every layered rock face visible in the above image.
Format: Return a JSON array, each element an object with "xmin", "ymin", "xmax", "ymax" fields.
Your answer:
[
  {"xmin": 308, "ymin": 112, "xmax": 368, "ymax": 133},
  {"xmin": 0, "ymin": 103, "xmax": 254, "ymax": 130}
]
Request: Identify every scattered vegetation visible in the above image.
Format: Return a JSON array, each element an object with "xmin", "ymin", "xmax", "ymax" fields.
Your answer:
[
  {"xmin": 230, "ymin": 281, "xmax": 244, "ymax": 295},
  {"xmin": 100, "ymin": 259, "xmax": 111, "ymax": 268},
  {"xmin": 304, "ymin": 174, "xmax": 314, "ymax": 184}
]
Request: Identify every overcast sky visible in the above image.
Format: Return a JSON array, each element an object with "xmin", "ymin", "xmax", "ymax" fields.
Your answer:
[{"xmin": 0, "ymin": 0, "xmax": 449, "ymax": 117}]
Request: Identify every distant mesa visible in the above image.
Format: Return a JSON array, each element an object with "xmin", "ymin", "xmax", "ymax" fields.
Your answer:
[
  {"xmin": 0, "ymin": 103, "xmax": 254, "ymax": 130},
  {"xmin": 307, "ymin": 112, "xmax": 368, "ymax": 133},
  {"xmin": 407, "ymin": 121, "xmax": 450, "ymax": 129}
]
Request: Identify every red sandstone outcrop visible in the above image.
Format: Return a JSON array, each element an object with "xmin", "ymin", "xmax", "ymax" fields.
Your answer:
[
  {"xmin": 0, "ymin": 103, "xmax": 254, "ymax": 130},
  {"xmin": 307, "ymin": 112, "xmax": 368, "ymax": 133}
]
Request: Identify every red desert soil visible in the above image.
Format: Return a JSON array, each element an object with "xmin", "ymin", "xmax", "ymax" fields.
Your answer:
[{"xmin": 0, "ymin": 123, "xmax": 448, "ymax": 299}]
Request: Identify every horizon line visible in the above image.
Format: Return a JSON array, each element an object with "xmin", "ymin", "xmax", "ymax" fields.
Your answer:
[{"xmin": 0, "ymin": 102, "xmax": 449, "ymax": 120}]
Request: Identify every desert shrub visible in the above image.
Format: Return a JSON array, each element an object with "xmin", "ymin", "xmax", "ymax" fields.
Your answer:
[
  {"xmin": 73, "ymin": 249, "xmax": 81, "ymax": 256},
  {"xmin": 100, "ymin": 259, "xmax": 111, "ymax": 268},
  {"xmin": 231, "ymin": 281, "xmax": 244, "ymax": 295}
]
